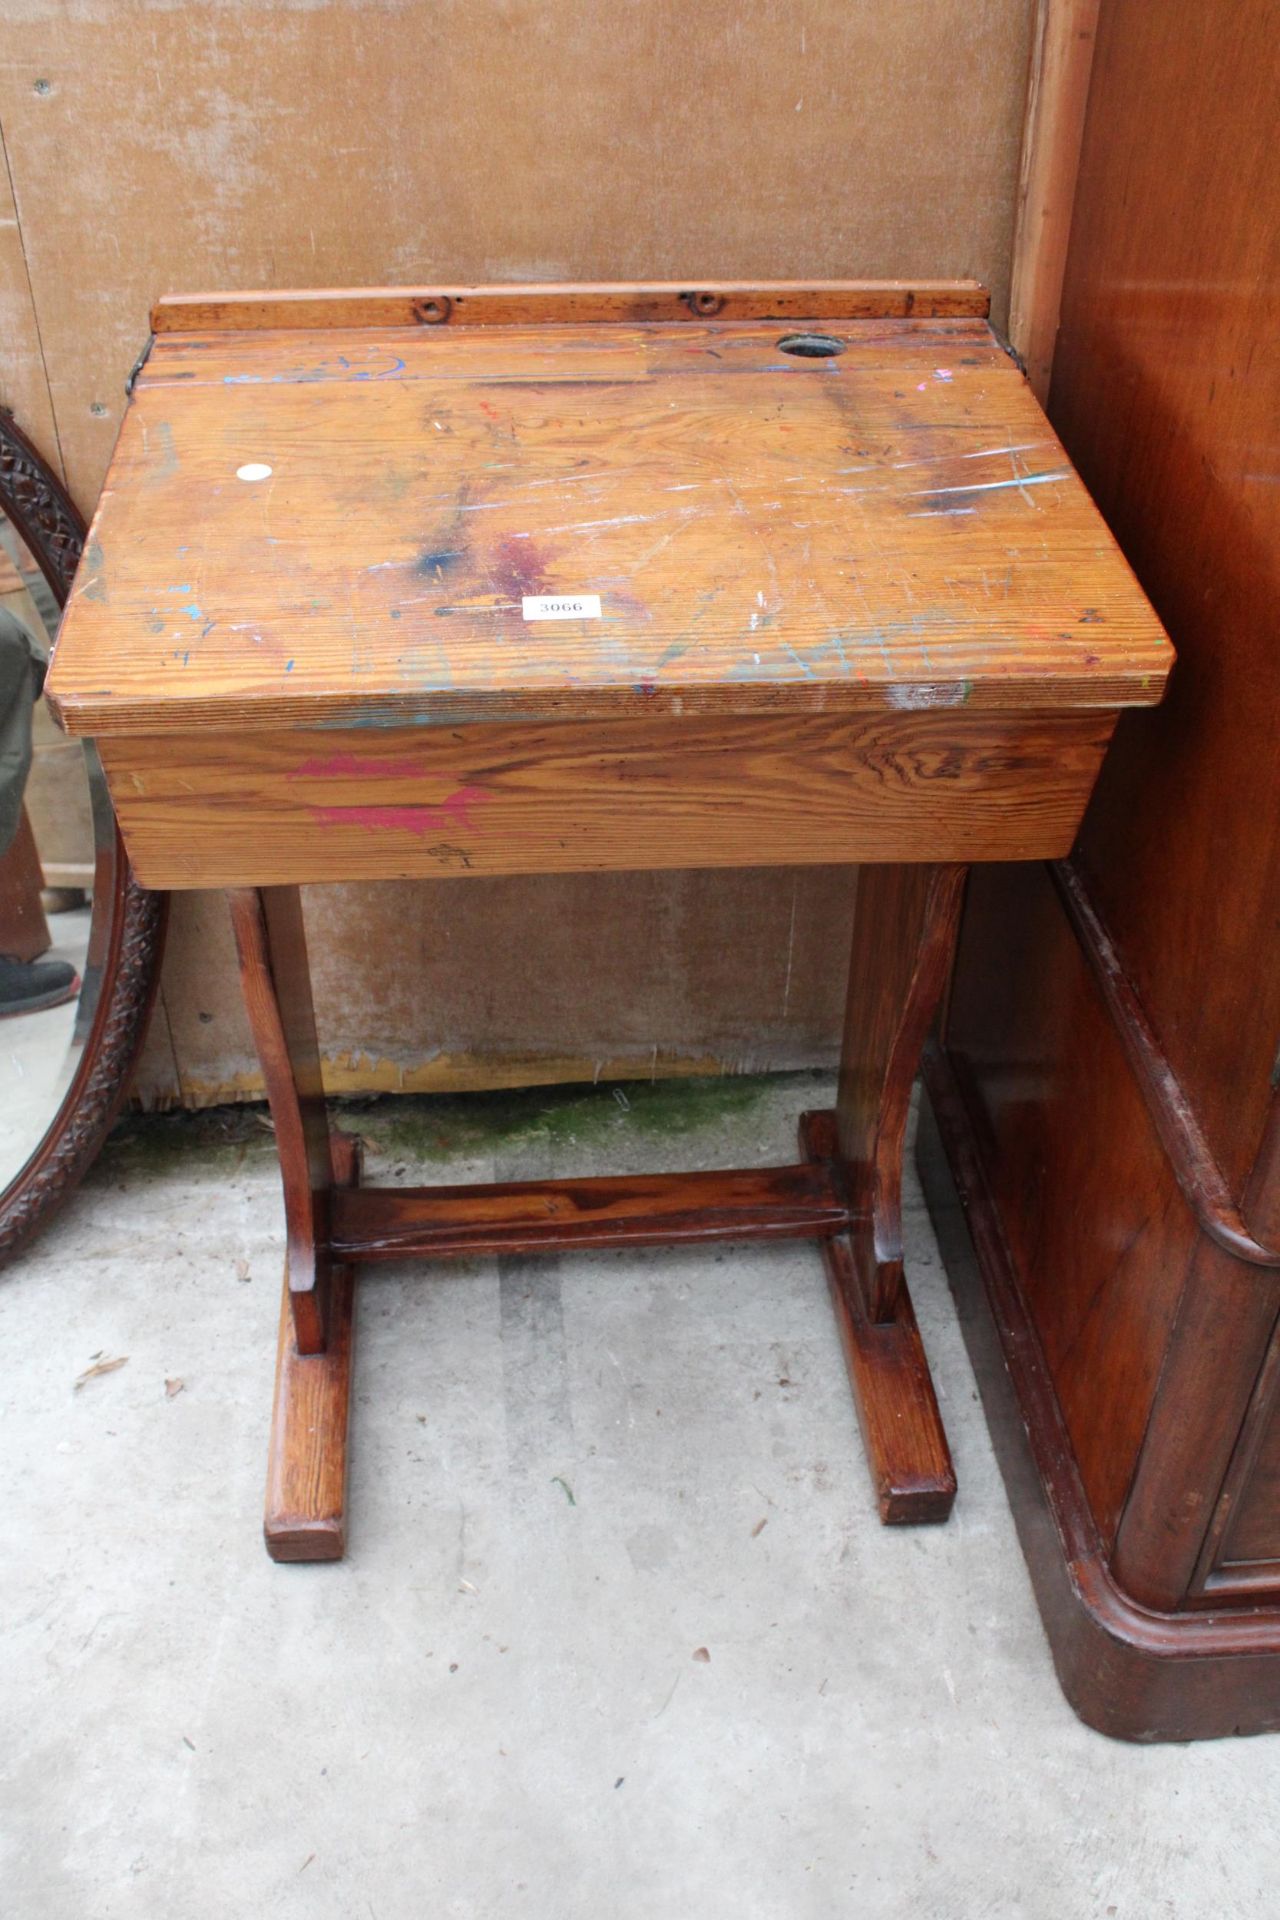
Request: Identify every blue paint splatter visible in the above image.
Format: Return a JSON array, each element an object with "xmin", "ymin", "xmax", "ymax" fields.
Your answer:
[
  {"xmin": 285, "ymin": 660, "xmax": 295, "ymax": 672},
  {"xmin": 351, "ymin": 355, "xmax": 406, "ymax": 382}
]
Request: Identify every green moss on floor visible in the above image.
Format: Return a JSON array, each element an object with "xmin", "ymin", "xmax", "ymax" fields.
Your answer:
[
  {"xmin": 103, "ymin": 1071, "xmax": 829, "ymax": 1176},
  {"xmin": 98, "ymin": 1103, "xmax": 279, "ymax": 1178},
  {"xmin": 352, "ymin": 1072, "xmax": 793, "ymax": 1161}
]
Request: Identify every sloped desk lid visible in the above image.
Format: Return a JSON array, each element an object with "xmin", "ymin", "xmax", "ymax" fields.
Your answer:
[{"xmin": 47, "ymin": 282, "xmax": 1174, "ymax": 736}]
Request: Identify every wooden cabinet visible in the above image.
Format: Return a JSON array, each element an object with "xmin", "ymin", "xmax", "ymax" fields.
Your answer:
[{"xmin": 920, "ymin": 0, "xmax": 1280, "ymax": 1739}]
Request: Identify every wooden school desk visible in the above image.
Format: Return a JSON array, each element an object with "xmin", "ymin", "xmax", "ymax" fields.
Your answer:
[{"xmin": 46, "ymin": 281, "xmax": 1173, "ymax": 1561}]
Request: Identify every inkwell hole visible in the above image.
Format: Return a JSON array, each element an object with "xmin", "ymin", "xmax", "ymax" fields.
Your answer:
[{"xmin": 777, "ymin": 333, "xmax": 846, "ymax": 358}]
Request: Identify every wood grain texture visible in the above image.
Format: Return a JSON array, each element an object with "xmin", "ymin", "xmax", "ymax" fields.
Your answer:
[
  {"xmin": 236, "ymin": 813, "xmax": 969, "ymax": 1549},
  {"xmin": 918, "ymin": 1070, "xmax": 1280, "ymax": 1742},
  {"xmin": 1050, "ymin": 0, "xmax": 1280, "ymax": 1207},
  {"xmin": 266, "ymin": 1106, "xmax": 950, "ymax": 1558},
  {"xmin": 922, "ymin": 8, "xmax": 1280, "ymax": 1728},
  {"xmin": 944, "ymin": 862, "xmax": 1194, "ymax": 1552},
  {"xmin": 152, "ymin": 281, "xmax": 990, "ymax": 333},
  {"xmin": 1245, "ymin": 1101, "xmax": 1280, "ymax": 1258},
  {"xmin": 1007, "ymin": 0, "xmax": 1101, "ymax": 400},
  {"xmin": 99, "ymin": 710, "xmax": 1114, "ymax": 891},
  {"xmin": 1196, "ymin": 1313, "xmax": 1280, "ymax": 1598},
  {"xmin": 228, "ymin": 887, "xmax": 337, "ymax": 1353},
  {"xmin": 802, "ymin": 1109, "xmax": 955, "ymax": 1523},
  {"xmin": 943, "ymin": 860, "xmax": 1280, "ymax": 1620},
  {"xmin": 837, "ymin": 864, "xmax": 967, "ymax": 1318},
  {"xmin": 1053, "ymin": 858, "xmax": 1278, "ymax": 1266},
  {"xmin": 330, "ymin": 1160, "xmax": 849, "ymax": 1261},
  {"xmin": 47, "ymin": 311, "xmax": 1172, "ymax": 738},
  {"xmin": 264, "ymin": 1132, "xmax": 359, "ymax": 1563},
  {"xmin": 1110, "ymin": 1222, "xmax": 1280, "ymax": 1614}
]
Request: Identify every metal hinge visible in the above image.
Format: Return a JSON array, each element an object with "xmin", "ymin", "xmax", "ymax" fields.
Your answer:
[
  {"xmin": 990, "ymin": 327, "xmax": 1028, "ymax": 378},
  {"xmin": 124, "ymin": 333, "xmax": 155, "ymax": 398}
]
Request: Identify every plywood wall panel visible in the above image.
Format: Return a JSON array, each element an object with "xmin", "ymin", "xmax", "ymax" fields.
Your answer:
[
  {"xmin": 138, "ymin": 867, "xmax": 857, "ymax": 1108},
  {"xmin": 0, "ymin": 131, "xmax": 59, "ymax": 475}
]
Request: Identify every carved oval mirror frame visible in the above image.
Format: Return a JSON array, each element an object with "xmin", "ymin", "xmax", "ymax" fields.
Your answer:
[{"xmin": 0, "ymin": 410, "xmax": 166, "ymax": 1262}]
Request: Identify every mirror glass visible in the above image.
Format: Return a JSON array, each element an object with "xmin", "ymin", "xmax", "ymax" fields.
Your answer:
[{"xmin": 0, "ymin": 508, "xmax": 112, "ymax": 1192}]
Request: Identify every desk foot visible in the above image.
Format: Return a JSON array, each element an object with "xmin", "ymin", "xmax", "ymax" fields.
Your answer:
[
  {"xmin": 802, "ymin": 1112, "xmax": 956, "ymax": 1525},
  {"xmin": 264, "ymin": 1133, "xmax": 360, "ymax": 1562},
  {"xmin": 241, "ymin": 855, "xmax": 965, "ymax": 1556}
]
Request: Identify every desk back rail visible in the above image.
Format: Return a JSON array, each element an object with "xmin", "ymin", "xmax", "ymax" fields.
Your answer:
[{"xmin": 149, "ymin": 279, "xmax": 991, "ymax": 334}]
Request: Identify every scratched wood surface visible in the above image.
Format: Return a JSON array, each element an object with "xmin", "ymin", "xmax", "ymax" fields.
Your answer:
[
  {"xmin": 98, "ymin": 710, "xmax": 1112, "ymax": 889},
  {"xmin": 46, "ymin": 292, "xmax": 1172, "ymax": 737}
]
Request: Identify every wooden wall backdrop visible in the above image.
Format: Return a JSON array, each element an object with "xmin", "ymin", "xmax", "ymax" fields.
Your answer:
[{"xmin": 0, "ymin": 0, "xmax": 1034, "ymax": 1104}]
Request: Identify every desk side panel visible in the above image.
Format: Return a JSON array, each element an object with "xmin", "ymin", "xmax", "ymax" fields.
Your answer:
[{"xmin": 99, "ymin": 711, "xmax": 1113, "ymax": 889}]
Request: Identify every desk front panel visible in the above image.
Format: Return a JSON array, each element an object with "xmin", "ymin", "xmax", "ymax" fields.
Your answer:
[{"xmin": 99, "ymin": 709, "xmax": 1114, "ymax": 888}]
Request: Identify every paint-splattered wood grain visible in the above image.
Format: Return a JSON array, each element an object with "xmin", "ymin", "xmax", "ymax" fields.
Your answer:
[
  {"xmin": 98, "ymin": 709, "xmax": 1113, "ymax": 888},
  {"xmin": 47, "ymin": 303, "xmax": 1172, "ymax": 736}
]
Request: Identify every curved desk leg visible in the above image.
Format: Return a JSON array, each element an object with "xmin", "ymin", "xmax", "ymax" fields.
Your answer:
[
  {"xmin": 229, "ymin": 886, "xmax": 357, "ymax": 1561},
  {"xmin": 805, "ymin": 862, "xmax": 967, "ymax": 1524},
  {"xmin": 228, "ymin": 868, "xmax": 962, "ymax": 1558}
]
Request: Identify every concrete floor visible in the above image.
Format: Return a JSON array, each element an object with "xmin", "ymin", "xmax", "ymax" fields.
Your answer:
[
  {"xmin": 0, "ymin": 903, "xmax": 91, "ymax": 1173},
  {"xmin": 3, "ymin": 1072, "xmax": 1279, "ymax": 1918}
]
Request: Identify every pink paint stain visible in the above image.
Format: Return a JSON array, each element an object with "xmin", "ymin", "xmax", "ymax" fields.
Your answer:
[
  {"xmin": 308, "ymin": 786, "xmax": 489, "ymax": 836},
  {"xmin": 490, "ymin": 533, "xmax": 550, "ymax": 604}
]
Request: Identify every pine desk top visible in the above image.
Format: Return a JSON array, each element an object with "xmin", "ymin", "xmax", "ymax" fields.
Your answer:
[{"xmin": 47, "ymin": 282, "xmax": 1173, "ymax": 738}]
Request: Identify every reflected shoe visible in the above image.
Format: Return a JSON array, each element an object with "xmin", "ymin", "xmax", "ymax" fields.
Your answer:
[{"xmin": 0, "ymin": 956, "xmax": 81, "ymax": 1017}]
